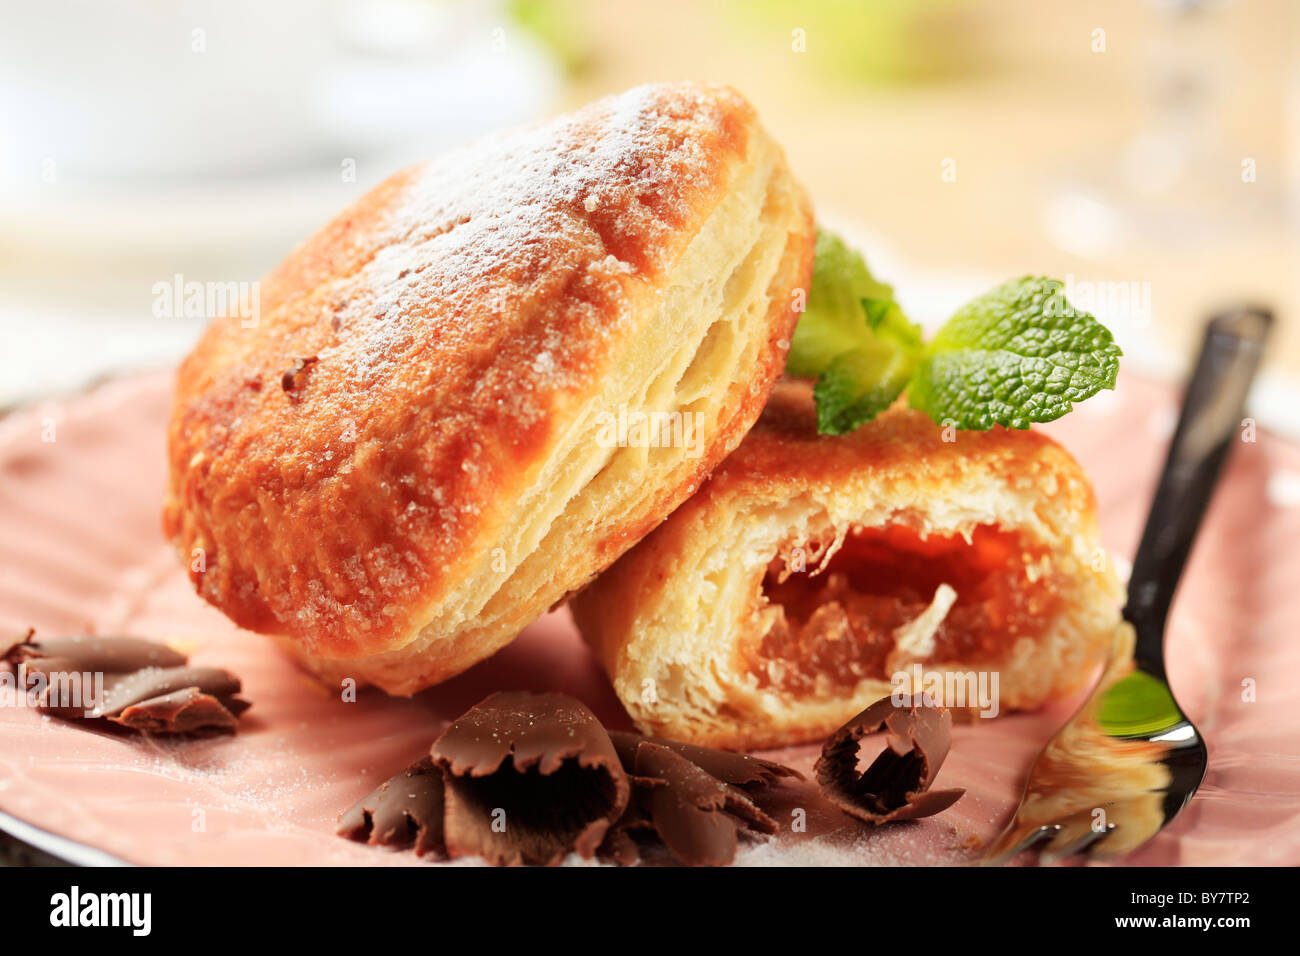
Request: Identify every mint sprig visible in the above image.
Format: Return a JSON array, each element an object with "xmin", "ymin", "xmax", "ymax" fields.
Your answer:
[
  {"xmin": 813, "ymin": 342, "xmax": 916, "ymax": 436},
  {"xmin": 909, "ymin": 276, "xmax": 1123, "ymax": 430},
  {"xmin": 787, "ymin": 230, "xmax": 921, "ymax": 378},
  {"xmin": 790, "ymin": 229, "xmax": 1121, "ymax": 434}
]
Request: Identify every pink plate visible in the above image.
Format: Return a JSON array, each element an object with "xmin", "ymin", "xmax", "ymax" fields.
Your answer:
[{"xmin": 1, "ymin": 370, "xmax": 1297, "ymax": 866}]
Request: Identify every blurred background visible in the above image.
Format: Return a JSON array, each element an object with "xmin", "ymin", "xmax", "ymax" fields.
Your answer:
[{"xmin": 2, "ymin": 0, "xmax": 1297, "ymax": 426}]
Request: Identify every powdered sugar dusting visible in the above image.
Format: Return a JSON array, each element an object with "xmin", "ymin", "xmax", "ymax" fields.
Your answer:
[
  {"xmin": 166, "ymin": 82, "xmax": 754, "ymax": 659},
  {"xmin": 319, "ymin": 82, "xmax": 740, "ymax": 396}
]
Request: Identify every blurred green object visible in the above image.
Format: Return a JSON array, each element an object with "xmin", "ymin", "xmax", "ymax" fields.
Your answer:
[
  {"xmin": 1097, "ymin": 670, "xmax": 1183, "ymax": 738},
  {"xmin": 509, "ymin": 0, "xmax": 592, "ymax": 75},
  {"xmin": 738, "ymin": 0, "xmax": 983, "ymax": 85}
]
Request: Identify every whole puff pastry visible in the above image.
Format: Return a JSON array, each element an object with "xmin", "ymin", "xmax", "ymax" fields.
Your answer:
[
  {"xmin": 571, "ymin": 382, "xmax": 1122, "ymax": 750},
  {"xmin": 164, "ymin": 83, "xmax": 815, "ymax": 693}
]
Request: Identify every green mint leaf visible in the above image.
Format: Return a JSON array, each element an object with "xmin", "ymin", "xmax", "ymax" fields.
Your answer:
[
  {"xmin": 787, "ymin": 229, "xmax": 921, "ymax": 378},
  {"xmin": 861, "ymin": 297, "xmax": 892, "ymax": 327},
  {"xmin": 791, "ymin": 230, "xmax": 1122, "ymax": 435},
  {"xmin": 908, "ymin": 276, "xmax": 1122, "ymax": 430},
  {"xmin": 813, "ymin": 340, "xmax": 917, "ymax": 436}
]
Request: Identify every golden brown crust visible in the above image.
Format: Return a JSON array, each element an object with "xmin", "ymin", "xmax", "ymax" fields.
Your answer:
[
  {"xmin": 165, "ymin": 83, "xmax": 814, "ymax": 691},
  {"xmin": 657, "ymin": 381, "xmax": 1104, "ymax": 537},
  {"xmin": 572, "ymin": 381, "xmax": 1123, "ymax": 749}
]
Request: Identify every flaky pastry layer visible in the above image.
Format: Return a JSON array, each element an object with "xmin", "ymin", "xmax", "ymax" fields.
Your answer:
[
  {"xmin": 164, "ymin": 83, "xmax": 815, "ymax": 692},
  {"xmin": 572, "ymin": 382, "xmax": 1122, "ymax": 749}
]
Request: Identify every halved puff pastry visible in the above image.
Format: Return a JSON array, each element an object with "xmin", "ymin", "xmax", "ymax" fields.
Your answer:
[
  {"xmin": 164, "ymin": 83, "xmax": 815, "ymax": 693},
  {"xmin": 572, "ymin": 381, "xmax": 1122, "ymax": 749}
]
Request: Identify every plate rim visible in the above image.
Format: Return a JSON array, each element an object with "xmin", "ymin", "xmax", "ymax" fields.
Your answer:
[{"xmin": 0, "ymin": 807, "xmax": 131, "ymax": 867}]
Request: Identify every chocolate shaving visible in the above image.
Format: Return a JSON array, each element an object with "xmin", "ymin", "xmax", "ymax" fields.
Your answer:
[
  {"xmin": 603, "ymin": 731, "xmax": 799, "ymax": 865},
  {"xmin": 596, "ymin": 805, "xmax": 655, "ymax": 866},
  {"xmin": 627, "ymin": 740, "xmax": 778, "ymax": 866},
  {"xmin": 2, "ymin": 633, "xmax": 249, "ymax": 735},
  {"xmin": 280, "ymin": 355, "xmax": 318, "ymax": 394},
  {"xmin": 430, "ymin": 691, "xmax": 630, "ymax": 866},
  {"xmin": 336, "ymin": 693, "xmax": 801, "ymax": 866},
  {"xmin": 814, "ymin": 698, "xmax": 965, "ymax": 824},
  {"xmin": 609, "ymin": 730, "xmax": 803, "ymax": 787},
  {"xmin": 3, "ymin": 632, "xmax": 185, "ymax": 672},
  {"xmin": 338, "ymin": 757, "xmax": 446, "ymax": 858}
]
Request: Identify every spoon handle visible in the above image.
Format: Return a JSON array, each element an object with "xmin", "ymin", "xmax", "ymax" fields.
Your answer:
[{"xmin": 1124, "ymin": 306, "xmax": 1272, "ymax": 672}]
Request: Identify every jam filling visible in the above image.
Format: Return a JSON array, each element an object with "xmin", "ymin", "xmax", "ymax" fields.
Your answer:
[{"xmin": 749, "ymin": 524, "xmax": 1063, "ymax": 694}]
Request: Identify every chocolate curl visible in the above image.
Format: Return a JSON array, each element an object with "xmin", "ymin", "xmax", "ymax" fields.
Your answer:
[
  {"xmin": 430, "ymin": 691, "xmax": 630, "ymax": 866},
  {"xmin": 630, "ymin": 741, "xmax": 778, "ymax": 866},
  {"xmin": 334, "ymin": 697, "xmax": 803, "ymax": 866},
  {"xmin": 3, "ymin": 633, "xmax": 249, "ymax": 734},
  {"xmin": 4, "ymin": 633, "xmax": 186, "ymax": 673},
  {"xmin": 115, "ymin": 685, "xmax": 247, "ymax": 734},
  {"xmin": 603, "ymin": 732, "xmax": 798, "ymax": 866},
  {"xmin": 815, "ymin": 698, "xmax": 965, "ymax": 824},
  {"xmin": 608, "ymin": 730, "xmax": 803, "ymax": 787},
  {"xmin": 596, "ymin": 803, "xmax": 659, "ymax": 867},
  {"xmin": 338, "ymin": 757, "xmax": 447, "ymax": 858}
]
